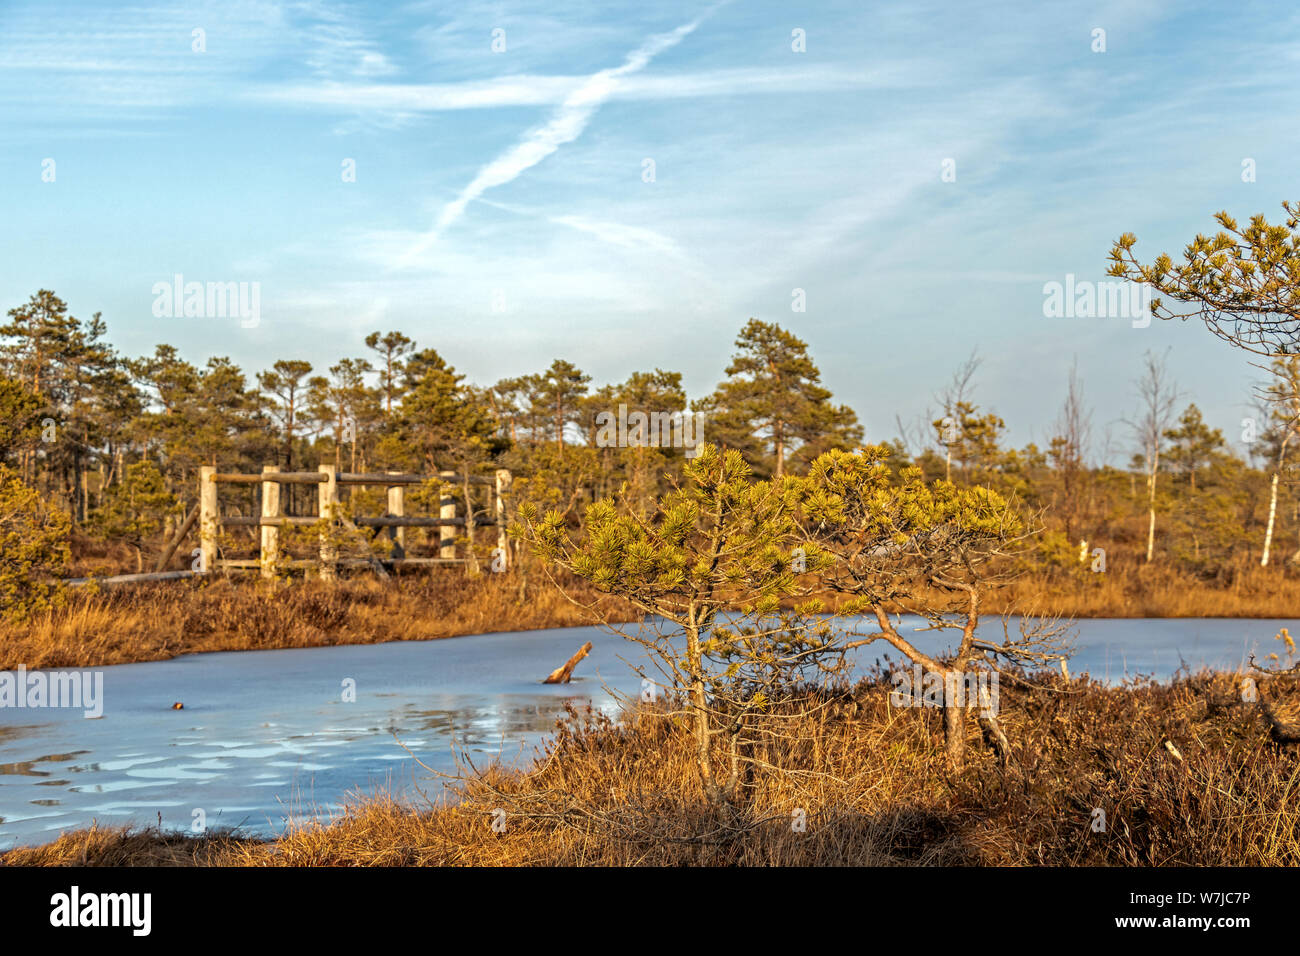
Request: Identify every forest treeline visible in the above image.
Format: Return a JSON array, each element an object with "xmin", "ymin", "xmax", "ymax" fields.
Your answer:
[{"xmin": 3, "ymin": 287, "xmax": 1300, "ymax": 585}]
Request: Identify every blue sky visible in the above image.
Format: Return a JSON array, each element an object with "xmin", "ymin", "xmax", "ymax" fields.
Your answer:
[{"xmin": 2, "ymin": 0, "xmax": 1298, "ymax": 461}]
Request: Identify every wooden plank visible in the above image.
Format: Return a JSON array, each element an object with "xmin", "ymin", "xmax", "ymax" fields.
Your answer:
[
  {"xmin": 387, "ymin": 474, "xmax": 405, "ymax": 558},
  {"xmin": 216, "ymin": 557, "xmax": 468, "ymax": 570},
  {"xmin": 211, "ymin": 471, "xmax": 326, "ymax": 484},
  {"xmin": 440, "ymin": 470, "xmax": 456, "ymax": 560},
  {"xmin": 67, "ymin": 570, "xmax": 199, "ymax": 586},
  {"xmin": 354, "ymin": 516, "xmax": 482, "ymax": 527},
  {"xmin": 199, "ymin": 466, "xmax": 217, "ymax": 574},
  {"xmin": 260, "ymin": 465, "xmax": 280, "ymax": 579},
  {"xmin": 495, "ymin": 468, "xmax": 511, "ymax": 571},
  {"xmin": 222, "ymin": 515, "xmax": 323, "ymax": 527},
  {"xmin": 214, "ymin": 470, "xmax": 493, "ymax": 485},
  {"xmin": 337, "ymin": 472, "xmax": 426, "ymax": 485},
  {"xmin": 384, "ymin": 557, "xmax": 469, "ymax": 565},
  {"xmin": 319, "ymin": 464, "xmax": 338, "ymax": 581},
  {"xmin": 337, "ymin": 472, "xmax": 495, "ymax": 485},
  {"xmin": 219, "ymin": 515, "xmax": 487, "ymax": 528}
]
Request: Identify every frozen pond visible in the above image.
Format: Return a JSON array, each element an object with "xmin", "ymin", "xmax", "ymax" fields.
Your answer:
[{"xmin": 0, "ymin": 616, "xmax": 1291, "ymax": 848}]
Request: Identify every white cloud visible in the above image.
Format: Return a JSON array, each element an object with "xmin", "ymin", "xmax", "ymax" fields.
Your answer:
[
  {"xmin": 253, "ymin": 64, "xmax": 917, "ymax": 112},
  {"xmin": 261, "ymin": 76, "xmax": 579, "ymax": 111},
  {"xmin": 397, "ymin": 10, "xmax": 721, "ymax": 264},
  {"xmin": 293, "ymin": 0, "xmax": 400, "ymax": 79},
  {"xmin": 549, "ymin": 215, "xmax": 684, "ymax": 258}
]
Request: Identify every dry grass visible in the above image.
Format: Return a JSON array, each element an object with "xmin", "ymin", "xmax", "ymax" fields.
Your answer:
[
  {"xmin": 13, "ymin": 531, "xmax": 1296, "ymax": 674},
  {"xmin": 0, "ymin": 570, "xmax": 638, "ymax": 671},
  {"xmin": 895, "ymin": 550, "xmax": 1300, "ymax": 619},
  {"xmin": 0, "ymin": 824, "xmax": 244, "ymax": 867},
  {"xmin": 8, "ymin": 670, "xmax": 1298, "ymax": 866},
  {"xmin": 7, "ymin": 560, "xmax": 1293, "ymax": 674},
  {"xmin": 795, "ymin": 558, "xmax": 1300, "ymax": 623}
]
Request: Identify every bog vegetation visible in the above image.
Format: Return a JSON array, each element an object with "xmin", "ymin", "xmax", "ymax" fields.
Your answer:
[
  {"xmin": 7, "ymin": 669, "xmax": 1299, "ymax": 866},
  {"xmin": 3, "ymin": 203, "xmax": 1300, "ymax": 864},
  {"xmin": 5, "ymin": 260, "xmax": 1300, "ymax": 623}
]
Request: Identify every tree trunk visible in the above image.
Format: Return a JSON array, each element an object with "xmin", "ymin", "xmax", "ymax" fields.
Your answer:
[
  {"xmin": 462, "ymin": 471, "xmax": 479, "ymax": 574},
  {"xmin": 978, "ymin": 699, "xmax": 1012, "ymax": 768},
  {"xmin": 1145, "ymin": 468, "xmax": 1157, "ymax": 563},
  {"xmin": 684, "ymin": 619, "xmax": 720, "ymax": 803},
  {"xmin": 943, "ymin": 676, "xmax": 966, "ymax": 770},
  {"xmin": 154, "ymin": 503, "xmax": 200, "ymax": 572},
  {"xmin": 1263, "ymin": 446, "xmax": 1288, "ymax": 565}
]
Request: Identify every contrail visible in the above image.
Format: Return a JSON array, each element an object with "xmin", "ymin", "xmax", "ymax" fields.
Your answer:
[{"xmin": 398, "ymin": 8, "xmax": 721, "ymax": 267}]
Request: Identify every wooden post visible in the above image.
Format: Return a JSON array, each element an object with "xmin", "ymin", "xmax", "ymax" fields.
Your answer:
[
  {"xmin": 387, "ymin": 472, "xmax": 405, "ymax": 559},
  {"xmin": 318, "ymin": 464, "xmax": 337, "ymax": 580},
  {"xmin": 199, "ymin": 466, "xmax": 217, "ymax": 574},
  {"xmin": 260, "ymin": 465, "xmax": 281, "ymax": 579},
  {"xmin": 439, "ymin": 470, "xmax": 456, "ymax": 560},
  {"xmin": 495, "ymin": 468, "xmax": 511, "ymax": 571}
]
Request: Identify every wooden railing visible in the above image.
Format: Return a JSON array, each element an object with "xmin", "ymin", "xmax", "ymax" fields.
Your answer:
[{"xmin": 198, "ymin": 465, "xmax": 511, "ymax": 579}]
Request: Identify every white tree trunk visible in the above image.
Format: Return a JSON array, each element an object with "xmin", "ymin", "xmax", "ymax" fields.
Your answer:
[
  {"xmin": 1145, "ymin": 466, "xmax": 1157, "ymax": 563},
  {"xmin": 1263, "ymin": 471, "xmax": 1280, "ymax": 566}
]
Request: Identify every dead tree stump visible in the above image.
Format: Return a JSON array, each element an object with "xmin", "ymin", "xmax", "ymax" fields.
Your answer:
[{"xmin": 543, "ymin": 642, "xmax": 593, "ymax": 684}]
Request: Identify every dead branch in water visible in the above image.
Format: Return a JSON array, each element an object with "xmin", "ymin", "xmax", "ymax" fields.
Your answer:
[{"xmin": 544, "ymin": 641, "xmax": 593, "ymax": 684}]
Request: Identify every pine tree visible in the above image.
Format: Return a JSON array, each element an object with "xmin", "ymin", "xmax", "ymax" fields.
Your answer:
[
  {"xmin": 364, "ymin": 331, "xmax": 414, "ymax": 418},
  {"xmin": 307, "ymin": 358, "xmax": 374, "ymax": 472},
  {"xmin": 1258, "ymin": 357, "xmax": 1300, "ymax": 565},
  {"xmin": 0, "ymin": 378, "xmax": 46, "ymax": 465},
  {"xmin": 399, "ymin": 349, "xmax": 502, "ymax": 473},
  {"xmin": 1163, "ymin": 404, "xmax": 1227, "ymax": 493},
  {"xmin": 580, "ymin": 369, "xmax": 689, "ymax": 509},
  {"xmin": 534, "ymin": 360, "xmax": 591, "ymax": 448},
  {"xmin": 698, "ymin": 319, "xmax": 861, "ymax": 477},
  {"xmin": 0, "ymin": 464, "xmax": 69, "ymax": 620},
  {"xmin": 94, "ymin": 460, "xmax": 177, "ymax": 572},
  {"xmin": 1109, "ymin": 203, "xmax": 1300, "ymax": 355},
  {"xmin": 520, "ymin": 444, "xmax": 833, "ymax": 803},
  {"xmin": 257, "ymin": 360, "xmax": 314, "ymax": 471}
]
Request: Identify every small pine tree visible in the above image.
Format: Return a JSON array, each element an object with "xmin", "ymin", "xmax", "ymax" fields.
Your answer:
[
  {"xmin": 802, "ymin": 445, "xmax": 1071, "ymax": 769},
  {"xmin": 95, "ymin": 460, "xmax": 178, "ymax": 572},
  {"xmin": 0, "ymin": 465, "xmax": 70, "ymax": 620},
  {"xmin": 520, "ymin": 443, "xmax": 840, "ymax": 804}
]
